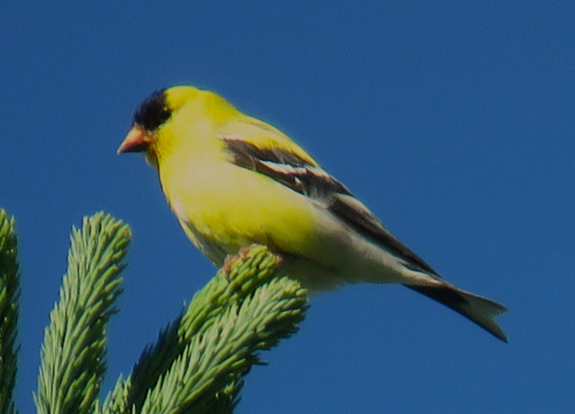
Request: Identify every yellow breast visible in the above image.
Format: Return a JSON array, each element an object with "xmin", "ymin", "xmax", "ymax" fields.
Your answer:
[{"xmin": 159, "ymin": 153, "xmax": 320, "ymax": 260}]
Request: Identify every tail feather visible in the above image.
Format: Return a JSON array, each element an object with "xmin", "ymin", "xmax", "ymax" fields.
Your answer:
[{"xmin": 406, "ymin": 284, "xmax": 508, "ymax": 342}]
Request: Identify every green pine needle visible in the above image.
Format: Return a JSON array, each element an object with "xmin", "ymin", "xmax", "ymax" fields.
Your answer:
[
  {"xmin": 0, "ymin": 210, "xmax": 21, "ymax": 414},
  {"xmin": 103, "ymin": 245, "xmax": 308, "ymax": 414},
  {"xmin": 1, "ymin": 208, "xmax": 306, "ymax": 414},
  {"xmin": 35, "ymin": 212, "xmax": 131, "ymax": 414}
]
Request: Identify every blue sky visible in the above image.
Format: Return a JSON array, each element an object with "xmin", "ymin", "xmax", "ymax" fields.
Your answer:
[{"xmin": 2, "ymin": 1, "xmax": 574, "ymax": 412}]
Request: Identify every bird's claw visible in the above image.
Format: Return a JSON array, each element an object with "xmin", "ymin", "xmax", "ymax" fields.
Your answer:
[{"xmin": 222, "ymin": 245, "xmax": 259, "ymax": 281}]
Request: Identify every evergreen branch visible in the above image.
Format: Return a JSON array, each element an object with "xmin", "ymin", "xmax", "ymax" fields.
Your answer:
[
  {"xmin": 0, "ymin": 210, "xmax": 20, "ymax": 414},
  {"xmin": 35, "ymin": 213, "xmax": 131, "ymax": 414},
  {"xmin": 140, "ymin": 269, "xmax": 307, "ymax": 414},
  {"xmin": 102, "ymin": 317, "xmax": 184, "ymax": 414},
  {"xmin": 102, "ymin": 245, "xmax": 308, "ymax": 414}
]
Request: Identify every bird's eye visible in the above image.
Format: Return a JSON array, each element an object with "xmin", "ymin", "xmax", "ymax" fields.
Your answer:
[{"xmin": 133, "ymin": 88, "xmax": 171, "ymax": 131}]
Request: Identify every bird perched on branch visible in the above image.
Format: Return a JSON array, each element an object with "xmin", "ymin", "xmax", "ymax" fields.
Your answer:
[{"xmin": 118, "ymin": 85, "xmax": 508, "ymax": 342}]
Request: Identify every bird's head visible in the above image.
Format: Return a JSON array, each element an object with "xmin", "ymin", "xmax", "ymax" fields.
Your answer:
[{"xmin": 118, "ymin": 85, "xmax": 230, "ymax": 168}]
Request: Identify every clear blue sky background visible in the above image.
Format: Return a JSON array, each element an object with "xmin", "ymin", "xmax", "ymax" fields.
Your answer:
[{"xmin": 2, "ymin": 1, "xmax": 574, "ymax": 412}]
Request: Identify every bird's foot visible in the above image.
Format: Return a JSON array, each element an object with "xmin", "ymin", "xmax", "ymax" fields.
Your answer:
[{"xmin": 222, "ymin": 244, "xmax": 260, "ymax": 281}]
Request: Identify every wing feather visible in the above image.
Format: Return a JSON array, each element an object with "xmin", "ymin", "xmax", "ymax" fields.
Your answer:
[
  {"xmin": 328, "ymin": 194, "xmax": 440, "ymax": 277},
  {"xmin": 221, "ymin": 135, "xmax": 440, "ymax": 277},
  {"xmin": 222, "ymin": 138, "xmax": 351, "ymax": 199}
]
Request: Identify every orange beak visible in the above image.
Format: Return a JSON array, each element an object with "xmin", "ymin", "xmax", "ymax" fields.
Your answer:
[{"xmin": 117, "ymin": 126, "xmax": 152, "ymax": 154}]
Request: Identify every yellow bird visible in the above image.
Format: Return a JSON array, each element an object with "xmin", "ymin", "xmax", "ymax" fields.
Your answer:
[{"xmin": 118, "ymin": 86, "xmax": 508, "ymax": 342}]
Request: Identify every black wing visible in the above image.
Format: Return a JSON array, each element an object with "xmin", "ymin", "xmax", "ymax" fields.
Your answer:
[
  {"xmin": 221, "ymin": 137, "xmax": 441, "ymax": 278},
  {"xmin": 223, "ymin": 138, "xmax": 351, "ymax": 200}
]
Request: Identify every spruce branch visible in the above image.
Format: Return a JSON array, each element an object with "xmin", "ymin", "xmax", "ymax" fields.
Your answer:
[
  {"xmin": 0, "ymin": 208, "xmax": 306, "ymax": 414},
  {"xmin": 102, "ymin": 245, "xmax": 308, "ymax": 414},
  {"xmin": 35, "ymin": 213, "xmax": 131, "ymax": 414},
  {"xmin": 0, "ymin": 210, "xmax": 20, "ymax": 414}
]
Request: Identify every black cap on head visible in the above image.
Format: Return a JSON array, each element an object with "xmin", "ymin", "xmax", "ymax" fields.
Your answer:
[{"xmin": 133, "ymin": 88, "xmax": 171, "ymax": 131}]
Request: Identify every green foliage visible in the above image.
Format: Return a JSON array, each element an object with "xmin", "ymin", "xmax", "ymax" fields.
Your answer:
[
  {"xmin": 35, "ymin": 213, "xmax": 130, "ymax": 414},
  {"xmin": 0, "ymin": 210, "xmax": 308, "ymax": 414},
  {"xmin": 102, "ymin": 245, "xmax": 307, "ymax": 414},
  {"xmin": 0, "ymin": 210, "xmax": 20, "ymax": 414}
]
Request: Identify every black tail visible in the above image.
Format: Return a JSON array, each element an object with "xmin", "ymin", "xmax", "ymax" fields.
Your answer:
[{"xmin": 406, "ymin": 284, "xmax": 508, "ymax": 342}]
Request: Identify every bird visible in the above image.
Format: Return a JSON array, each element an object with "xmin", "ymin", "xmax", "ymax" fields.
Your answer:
[{"xmin": 118, "ymin": 85, "xmax": 508, "ymax": 342}]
